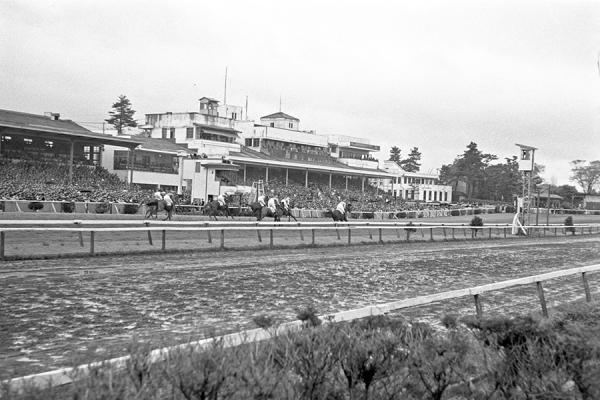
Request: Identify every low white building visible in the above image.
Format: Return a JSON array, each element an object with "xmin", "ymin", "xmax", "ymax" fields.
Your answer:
[{"xmin": 379, "ymin": 160, "xmax": 452, "ymax": 203}]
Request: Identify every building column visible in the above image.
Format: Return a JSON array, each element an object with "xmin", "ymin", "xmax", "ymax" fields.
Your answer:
[
  {"xmin": 265, "ymin": 166, "xmax": 269, "ymax": 182},
  {"xmin": 128, "ymin": 147, "xmax": 135, "ymax": 186},
  {"xmin": 68, "ymin": 140, "xmax": 74, "ymax": 184},
  {"xmin": 329, "ymin": 173, "xmax": 332, "ymax": 188},
  {"xmin": 243, "ymin": 164, "xmax": 247, "ymax": 182},
  {"xmin": 285, "ymin": 168, "xmax": 289, "ymax": 186},
  {"xmin": 391, "ymin": 179, "xmax": 394, "ymax": 198},
  {"xmin": 361, "ymin": 177, "xmax": 365, "ymax": 192},
  {"xmin": 305, "ymin": 170, "xmax": 308, "ymax": 188},
  {"xmin": 177, "ymin": 155, "xmax": 184, "ymax": 195},
  {"xmin": 345, "ymin": 176, "xmax": 348, "ymax": 190}
]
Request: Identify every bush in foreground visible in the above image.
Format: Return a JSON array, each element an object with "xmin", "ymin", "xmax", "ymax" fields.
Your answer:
[{"xmin": 5, "ymin": 301, "xmax": 600, "ymax": 399}]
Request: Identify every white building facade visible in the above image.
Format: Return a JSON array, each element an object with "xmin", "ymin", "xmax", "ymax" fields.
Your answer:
[{"xmin": 379, "ymin": 160, "xmax": 453, "ymax": 203}]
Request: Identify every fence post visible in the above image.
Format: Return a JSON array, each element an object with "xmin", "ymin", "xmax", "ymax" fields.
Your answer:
[
  {"xmin": 452, "ymin": 227, "xmax": 455, "ymax": 240},
  {"xmin": 256, "ymin": 223, "xmax": 262, "ymax": 243},
  {"xmin": 206, "ymin": 223, "xmax": 212, "ymax": 244},
  {"xmin": 147, "ymin": 230, "xmax": 153, "ymax": 245},
  {"xmin": 473, "ymin": 294, "xmax": 483, "ymax": 318},
  {"xmin": 1, "ymin": 231, "xmax": 5, "ymax": 259},
  {"xmin": 298, "ymin": 223, "xmax": 304, "ymax": 241},
  {"xmin": 311, "ymin": 229, "xmax": 315, "ymax": 245},
  {"xmin": 442, "ymin": 227, "xmax": 447, "ymax": 240},
  {"xmin": 582, "ymin": 272, "xmax": 592, "ymax": 302},
  {"xmin": 269, "ymin": 229, "xmax": 274, "ymax": 249},
  {"xmin": 161, "ymin": 230, "xmax": 166, "ymax": 251},
  {"xmin": 488, "ymin": 227, "xmax": 492, "ymax": 239},
  {"xmin": 90, "ymin": 231, "xmax": 95, "ymax": 255},
  {"xmin": 78, "ymin": 231, "xmax": 84, "ymax": 247},
  {"xmin": 335, "ymin": 223, "xmax": 341, "ymax": 240},
  {"xmin": 347, "ymin": 227, "xmax": 351, "ymax": 244},
  {"xmin": 536, "ymin": 281, "xmax": 548, "ymax": 317},
  {"xmin": 378, "ymin": 228, "xmax": 383, "ymax": 244},
  {"xmin": 220, "ymin": 229, "xmax": 225, "ymax": 250},
  {"xmin": 429, "ymin": 227, "xmax": 434, "ymax": 241}
]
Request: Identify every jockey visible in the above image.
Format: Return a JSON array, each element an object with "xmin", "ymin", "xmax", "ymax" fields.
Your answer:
[
  {"xmin": 267, "ymin": 196, "xmax": 279, "ymax": 214},
  {"xmin": 280, "ymin": 196, "xmax": 291, "ymax": 211},
  {"xmin": 217, "ymin": 194, "xmax": 226, "ymax": 207},
  {"xmin": 257, "ymin": 194, "xmax": 266, "ymax": 207},
  {"xmin": 336, "ymin": 201, "xmax": 347, "ymax": 214}
]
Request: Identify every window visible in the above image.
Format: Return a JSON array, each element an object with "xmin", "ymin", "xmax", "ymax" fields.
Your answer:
[
  {"xmin": 253, "ymin": 138, "xmax": 260, "ymax": 147},
  {"xmin": 24, "ymin": 138, "xmax": 32, "ymax": 145},
  {"xmin": 289, "ymin": 122, "xmax": 293, "ymax": 128},
  {"xmin": 245, "ymin": 138, "xmax": 252, "ymax": 146},
  {"xmin": 231, "ymin": 112, "xmax": 237, "ymax": 120},
  {"xmin": 270, "ymin": 122, "xmax": 275, "ymax": 127},
  {"xmin": 186, "ymin": 127, "xmax": 194, "ymax": 138},
  {"xmin": 162, "ymin": 128, "xmax": 168, "ymax": 139},
  {"xmin": 44, "ymin": 140, "xmax": 54, "ymax": 148},
  {"xmin": 170, "ymin": 128, "xmax": 175, "ymax": 139}
]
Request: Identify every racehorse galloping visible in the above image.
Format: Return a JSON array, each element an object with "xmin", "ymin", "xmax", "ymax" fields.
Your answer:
[
  {"xmin": 141, "ymin": 199, "xmax": 166, "ymax": 219},
  {"xmin": 249, "ymin": 201, "xmax": 282, "ymax": 222},
  {"xmin": 332, "ymin": 202, "xmax": 352, "ymax": 222},
  {"xmin": 280, "ymin": 198, "xmax": 297, "ymax": 222},
  {"xmin": 204, "ymin": 196, "xmax": 233, "ymax": 221}
]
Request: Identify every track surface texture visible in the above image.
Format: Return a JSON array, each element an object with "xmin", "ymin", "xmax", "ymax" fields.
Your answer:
[{"xmin": 2, "ymin": 233, "xmax": 600, "ymax": 379}]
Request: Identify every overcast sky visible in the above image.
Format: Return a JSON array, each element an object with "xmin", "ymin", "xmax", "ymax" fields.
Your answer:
[{"xmin": 2, "ymin": 0, "xmax": 599, "ymax": 185}]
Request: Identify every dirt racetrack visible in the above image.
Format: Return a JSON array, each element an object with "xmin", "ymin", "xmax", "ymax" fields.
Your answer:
[{"xmin": 2, "ymin": 213, "xmax": 600, "ymax": 379}]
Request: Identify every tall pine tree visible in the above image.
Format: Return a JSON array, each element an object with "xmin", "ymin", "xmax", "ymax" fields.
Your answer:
[
  {"xmin": 400, "ymin": 147, "xmax": 422, "ymax": 172},
  {"xmin": 389, "ymin": 146, "xmax": 402, "ymax": 164},
  {"xmin": 106, "ymin": 95, "xmax": 137, "ymax": 135}
]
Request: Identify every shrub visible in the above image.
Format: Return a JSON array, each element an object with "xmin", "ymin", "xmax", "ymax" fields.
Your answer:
[
  {"xmin": 95, "ymin": 203, "xmax": 110, "ymax": 214},
  {"xmin": 450, "ymin": 210, "xmax": 460, "ymax": 217},
  {"xmin": 474, "ymin": 208, "xmax": 482, "ymax": 214},
  {"xmin": 123, "ymin": 203, "xmax": 139, "ymax": 214},
  {"xmin": 470, "ymin": 216, "xmax": 483, "ymax": 227},
  {"xmin": 470, "ymin": 216, "xmax": 483, "ymax": 238},
  {"xmin": 0, "ymin": 201, "xmax": 4, "ymax": 212},
  {"xmin": 362, "ymin": 212, "xmax": 375, "ymax": 219},
  {"xmin": 404, "ymin": 221, "xmax": 417, "ymax": 234},
  {"xmin": 296, "ymin": 305, "xmax": 321, "ymax": 327},
  {"xmin": 61, "ymin": 202, "xmax": 75, "ymax": 213},
  {"xmin": 396, "ymin": 211, "xmax": 407, "ymax": 219},
  {"xmin": 27, "ymin": 201, "xmax": 44, "ymax": 212},
  {"xmin": 565, "ymin": 216, "xmax": 575, "ymax": 235}
]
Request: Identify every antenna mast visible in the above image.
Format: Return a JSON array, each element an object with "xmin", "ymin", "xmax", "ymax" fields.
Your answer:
[{"xmin": 224, "ymin": 66, "xmax": 228, "ymax": 106}]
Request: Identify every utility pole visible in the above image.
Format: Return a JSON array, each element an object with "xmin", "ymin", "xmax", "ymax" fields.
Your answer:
[{"xmin": 223, "ymin": 66, "xmax": 228, "ymax": 107}]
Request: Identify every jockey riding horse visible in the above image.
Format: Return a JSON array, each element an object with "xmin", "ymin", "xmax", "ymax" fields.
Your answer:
[
  {"xmin": 331, "ymin": 201, "xmax": 352, "ymax": 222},
  {"xmin": 204, "ymin": 194, "xmax": 233, "ymax": 221}
]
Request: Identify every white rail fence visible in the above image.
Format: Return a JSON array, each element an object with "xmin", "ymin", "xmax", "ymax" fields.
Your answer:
[
  {"xmin": 1, "ymin": 220, "xmax": 599, "ymax": 259},
  {"xmin": 5, "ymin": 263, "xmax": 600, "ymax": 392}
]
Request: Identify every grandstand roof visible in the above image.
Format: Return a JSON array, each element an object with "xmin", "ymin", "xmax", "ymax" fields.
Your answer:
[
  {"xmin": 0, "ymin": 109, "xmax": 142, "ymax": 147},
  {"xmin": 261, "ymin": 112, "xmax": 299, "ymax": 121},
  {"xmin": 228, "ymin": 148, "xmax": 396, "ymax": 178},
  {"xmin": 132, "ymin": 136, "xmax": 194, "ymax": 155}
]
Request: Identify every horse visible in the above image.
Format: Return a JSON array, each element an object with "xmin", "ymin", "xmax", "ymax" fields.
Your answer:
[
  {"xmin": 203, "ymin": 198, "xmax": 233, "ymax": 221},
  {"xmin": 249, "ymin": 202, "xmax": 282, "ymax": 222},
  {"xmin": 280, "ymin": 202, "xmax": 297, "ymax": 222},
  {"xmin": 141, "ymin": 199, "xmax": 166, "ymax": 219},
  {"xmin": 331, "ymin": 203, "xmax": 352, "ymax": 222}
]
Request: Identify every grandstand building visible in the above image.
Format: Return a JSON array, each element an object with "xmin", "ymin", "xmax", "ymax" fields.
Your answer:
[
  {"xmin": 0, "ymin": 109, "xmax": 142, "ymax": 183},
  {"xmin": 378, "ymin": 160, "xmax": 453, "ymax": 203},
  {"xmin": 132, "ymin": 98, "xmax": 398, "ymax": 202}
]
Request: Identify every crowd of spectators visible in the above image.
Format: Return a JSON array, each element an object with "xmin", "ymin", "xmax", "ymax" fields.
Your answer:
[
  {"xmin": 0, "ymin": 159, "xmax": 150, "ymax": 203},
  {"xmin": 1, "ymin": 159, "xmax": 502, "ymax": 212}
]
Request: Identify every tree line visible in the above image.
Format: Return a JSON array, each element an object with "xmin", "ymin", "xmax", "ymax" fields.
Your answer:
[{"xmin": 391, "ymin": 141, "xmax": 599, "ymax": 205}]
